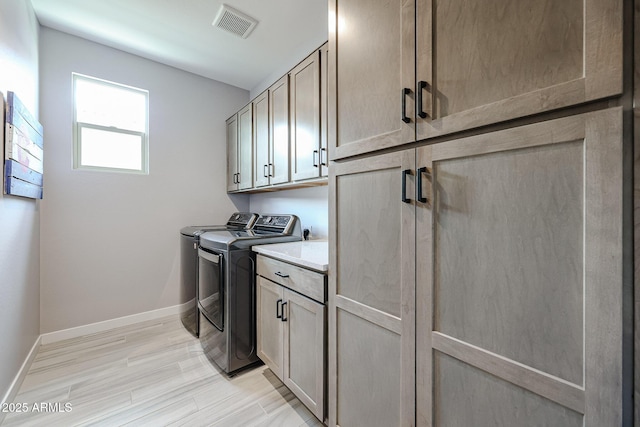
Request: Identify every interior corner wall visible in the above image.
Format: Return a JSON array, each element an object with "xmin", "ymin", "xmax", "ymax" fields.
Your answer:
[
  {"xmin": 39, "ymin": 27, "xmax": 249, "ymax": 333},
  {"xmin": 0, "ymin": 0, "xmax": 41, "ymax": 403}
]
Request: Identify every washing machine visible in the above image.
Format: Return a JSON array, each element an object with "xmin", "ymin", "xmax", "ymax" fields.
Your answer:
[{"xmin": 179, "ymin": 212, "xmax": 258, "ymax": 337}]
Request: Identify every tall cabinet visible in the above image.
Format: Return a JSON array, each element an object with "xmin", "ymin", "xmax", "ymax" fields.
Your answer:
[{"xmin": 328, "ymin": 0, "xmax": 630, "ymax": 425}]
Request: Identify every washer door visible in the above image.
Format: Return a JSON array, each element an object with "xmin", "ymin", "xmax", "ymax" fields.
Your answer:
[{"xmin": 198, "ymin": 248, "xmax": 224, "ymax": 331}]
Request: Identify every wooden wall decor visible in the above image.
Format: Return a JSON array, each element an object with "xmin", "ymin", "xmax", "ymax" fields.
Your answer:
[{"xmin": 3, "ymin": 91, "xmax": 43, "ymax": 199}]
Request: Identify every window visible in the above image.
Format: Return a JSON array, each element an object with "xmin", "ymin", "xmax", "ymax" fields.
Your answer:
[{"xmin": 73, "ymin": 73, "xmax": 149, "ymax": 173}]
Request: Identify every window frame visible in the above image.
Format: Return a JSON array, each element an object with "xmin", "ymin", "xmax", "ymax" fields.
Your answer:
[{"xmin": 72, "ymin": 73, "xmax": 149, "ymax": 174}]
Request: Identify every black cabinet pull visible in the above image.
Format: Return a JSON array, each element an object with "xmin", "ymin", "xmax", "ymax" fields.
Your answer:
[
  {"xmin": 417, "ymin": 81, "xmax": 428, "ymax": 119},
  {"xmin": 417, "ymin": 167, "xmax": 428, "ymax": 203},
  {"xmin": 236, "ymin": 173, "xmax": 240, "ymax": 184},
  {"xmin": 269, "ymin": 164, "xmax": 274, "ymax": 177},
  {"xmin": 276, "ymin": 298, "xmax": 282, "ymax": 319},
  {"xmin": 313, "ymin": 150, "xmax": 319, "ymax": 167},
  {"xmin": 281, "ymin": 301, "xmax": 288, "ymax": 322},
  {"xmin": 263, "ymin": 165, "xmax": 268, "ymax": 178},
  {"xmin": 401, "ymin": 88, "xmax": 411, "ymax": 124},
  {"xmin": 402, "ymin": 169, "xmax": 412, "ymax": 203},
  {"xmin": 274, "ymin": 271, "xmax": 289, "ymax": 278},
  {"xmin": 320, "ymin": 148, "xmax": 327, "ymax": 166}
]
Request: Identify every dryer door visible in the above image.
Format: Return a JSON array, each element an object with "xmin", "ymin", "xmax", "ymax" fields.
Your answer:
[{"xmin": 198, "ymin": 248, "xmax": 224, "ymax": 331}]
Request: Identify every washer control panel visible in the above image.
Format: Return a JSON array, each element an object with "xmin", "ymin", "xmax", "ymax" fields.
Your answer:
[
  {"xmin": 226, "ymin": 212, "xmax": 258, "ymax": 228},
  {"xmin": 254, "ymin": 215, "xmax": 299, "ymax": 233}
]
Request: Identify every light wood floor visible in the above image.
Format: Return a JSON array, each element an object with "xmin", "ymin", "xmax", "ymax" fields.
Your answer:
[{"xmin": 2, "ymin": 315, "xmax": 324, "ymax": 427}]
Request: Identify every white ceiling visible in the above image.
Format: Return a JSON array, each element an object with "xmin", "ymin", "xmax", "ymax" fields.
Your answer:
[{"xmin": 30, "ymin": 0, "xmax": 328, "ymax": 91}]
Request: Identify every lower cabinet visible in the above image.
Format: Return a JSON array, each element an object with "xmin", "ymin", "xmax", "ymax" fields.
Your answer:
[{"xmin": 256, "ymin": 257, "xmax": 326, "ymax": 422}]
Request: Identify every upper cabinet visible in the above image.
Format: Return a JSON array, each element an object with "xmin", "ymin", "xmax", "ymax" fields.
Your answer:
[
  {"xmin": 227, "ymin": 102, "xmax": 256, "ymax": 192},
  {"xmin": 226, "ymin": 114, "xmax": 239, "ymax": 192},
  {"xmin": 254, "ymin": 76, "xmax": 291, "ymax": 189},
  {"xmin": 237, "ymin": 103, "xmax": 253, "ymax": 191},
  {"xmin": 227, "ymin": 105, "xmax": 254, "ymax": 192},
  {"xmin": 319, "ymin": 43, "xmax": 328, "ymax": 178},
  {"xmin": 269, "ymin": 75, "xmax": 291, "ymax": 185},
  {"xmin": 227, "ymin": 43, "xmax": 328, "ymax": 193},
  {"xmin": 329, "ymin": 0, "xmax": 623, "ymax": 160},
  {"xmin": 253, "ymin": 90, "xmax": 271, "ymax": 188},
  {"xmin": 290, "ymin": 50, "xmax": 322, "ymax": 181}
]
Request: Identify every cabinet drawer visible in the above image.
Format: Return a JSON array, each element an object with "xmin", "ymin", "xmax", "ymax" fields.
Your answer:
[{"xmin": 257, "ymin": 255, "xmax": 326, "ymax": 303}]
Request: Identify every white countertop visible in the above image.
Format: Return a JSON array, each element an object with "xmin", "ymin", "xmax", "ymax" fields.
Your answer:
[{"xmin": 252, "ymin": 240, "xmax": 328, "ymax": 272}]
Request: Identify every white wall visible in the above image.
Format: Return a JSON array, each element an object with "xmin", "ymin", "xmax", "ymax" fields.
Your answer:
[
  {"xmin": 39, "ymin": 28, "xmax": 250, "ymax": 333},
  {"xmin": 249, "ymin": 186, "xmax": 328, "ymax": 239},
  {"xmin": 0, "ymin": 0, "xmax": 40, "ymax": 402}
]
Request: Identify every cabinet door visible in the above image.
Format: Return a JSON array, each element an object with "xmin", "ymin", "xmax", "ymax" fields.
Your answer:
[
  {"xmin": 256, "ymin": 276, "xmax": 284, "ymax": 379},
  {"xmin": 329, "ymin": 149, "xmax": 416, "ymax": 427},
  {"xmin": 416, "ymin": 108, "xmax": 626, "ymax": 426},
  {"xmin": 269, "ymin": 75, "xmax": 290, "ymax": 185},
  {"xmin": 226, "ymin": 114, "xmax": 238, "ymax": 192},
  {"xmin": 283, "ymin": 289, "xmax": 325, "ymax": 422},
  {"xmin": 319, "ymin": 42, "xmax": 328, "ymax": 177},
  {"xmin": 237, "ymin": 103, "xmax": 253, "ymax": 190},
  {"xmin": 415, "ymin": 0, "xmax": 623, "ymax": 140},
  {"xmin": 290, "ymin": 50, "xmax": 321, "ymax": 181},
  {"xmin": 328, "ymin": 0, "xmax": 415, "ymax": 160},
  {"xmin": 253, "ymin": 91, "xmax": 270, "ymax": 188}
]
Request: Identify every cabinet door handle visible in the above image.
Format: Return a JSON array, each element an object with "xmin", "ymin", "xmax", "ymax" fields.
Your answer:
[
  {"xmin": 276, "ymin": 298, "xmax": 282, "ymax": 319},
  {"xmin": 417, "ymin": 167, "xmax": 429, "ymax": 203},
  {"xmin": 233, "ymin": 173, "xmax": 238, "ymax": 184},
  {"xmin": 402, "ymin": 169, "xmax": 412, "ymax": 204},
  {"xmin": 417, "ymin": 81, "xmax": 429, "ymax": 119},
  {"xmin": 320, "ymin": 148, "xmax": 327, "ymax": 166},
  {"xmin": 281, "ymin": 301, "xmax": 288, "ymax": 322},
  {"xmin": 264, "ymin": 164, "xmax": 269, "ymax": 178},
  {"xmin": 274, "ymin": 271, "xmax": 289, "ymax": 278},
  {"xmin": 269, "ymin": 163, "xmax": 274, "ymax": 177},
  {"xmin": 236, "ymin": 173, "xmax": 241, "ymax": 184},
  {"xmin": 401, "ymin": 88, "xmax": 411, "ymax": 124},
  {"xmin": 313, "ymin": 150, "xmax": 319, "ymax": 167}
]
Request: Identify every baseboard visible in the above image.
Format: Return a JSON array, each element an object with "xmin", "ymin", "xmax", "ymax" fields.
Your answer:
[
  {"xmin": 40, "ymin": 305, "xmax": 182, "ymax": 345},
  {"xmin": 0, "ymin": 334, "xmax": 41, "ymax": 422}
]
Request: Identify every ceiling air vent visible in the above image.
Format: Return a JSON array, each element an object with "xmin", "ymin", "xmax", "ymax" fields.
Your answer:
[{"xmin": 212, "ymin": 4, "xmax": 258, "ymax": 39}]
